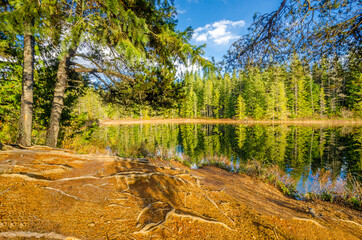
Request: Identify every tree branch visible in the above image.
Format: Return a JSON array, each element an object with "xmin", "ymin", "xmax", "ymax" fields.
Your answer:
[{"xmin": 71, "ymin": 62, "xmax": 134, "ymax": 82}]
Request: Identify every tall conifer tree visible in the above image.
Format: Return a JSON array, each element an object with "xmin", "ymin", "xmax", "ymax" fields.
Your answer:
[{"xmin": 0, "ymin": 0, "xmax": 43, "ymax": 146}]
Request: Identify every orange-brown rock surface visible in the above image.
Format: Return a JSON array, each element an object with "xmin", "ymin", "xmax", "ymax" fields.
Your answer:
[{"xmin": 0, "ymin": 146, "xmax": 361, "ymax": 239}]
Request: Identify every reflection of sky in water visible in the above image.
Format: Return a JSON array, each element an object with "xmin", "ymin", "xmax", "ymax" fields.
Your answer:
[
  {"xmin": 175, "ymin": 144, "xmax": 352, "ymax": 195},
  {"xmin": 293, "ymin": 166, "xmax": 348, "ymax": 196},
  {"xmin": 190, "ymin": 163, "xmax": 198, "ymax": 169},
  {"xmin": 176, "ymin": 145, "xmax": 184, "ymax": 160}
]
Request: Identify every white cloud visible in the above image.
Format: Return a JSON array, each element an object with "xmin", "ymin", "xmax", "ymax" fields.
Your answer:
[
  {"xmin": 214, "ymin": 35, "xmax": 236, "ymax": 45},
  {"xmin": 192, "ymin": 19, "xmax": 245, "ymax": 46},
  {"xmin": 231, "ymin": 20, "xmax": 246, "ymax": 27},
  {"xmin": 208, "ymin": 25, "xmax": 227, "ymax": 39},
  {"xmin": 195, "ymin": 33, "xmax": 208, "ymax": 42},
  {"xmin": 177, "ymin": 9, "xmax": 187, "ymax": 14}
]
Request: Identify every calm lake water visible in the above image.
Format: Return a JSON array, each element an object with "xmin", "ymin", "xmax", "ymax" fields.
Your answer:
[{"xmin": 82, "ymin": 124, "xmax": 362, "ymax": 194}]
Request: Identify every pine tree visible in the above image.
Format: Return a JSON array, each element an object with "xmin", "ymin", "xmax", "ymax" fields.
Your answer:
[
  {"xmin": 194, "ymin": 73, "xmax": 204, "ymax": 117},
  {"xmin": 221, "ymin": 72, "xmax": 232, "ymax": 118},
  {"xmin": 0, "ymin": 0, "xmax": 42, "ymax": 146},
  {"xmin": 288, "ymin": 55, "xmax": 311, "ymax": 118},
  {"xmin": 245, "ymin": 67, "xmax": 266, "ymax": 119},
  {"xmin": 275, "ymin": 80, "xmax": 288, "ymax": 120},
  {"xmin": 229, "ymin": 70, "xmax": 238, "ymax": 117},
  {"xmin": 235, "ymin": 94, "xmax": 246, "ymax": 120},
  {"xmin": 319, "ymin": 87, "xmax": 327, "ymax": 117},
  {"xmin": 180, "ymin": 73, "xmax": 197, "ymax": 118},
  {"xmin": 212, "ymin": 87, "xmax": 220, "ymax": 119},
  {"xmin": 203, "ymin": 76, "xmax": 213, "ymax": 117},
  {"xmin": 46, "ymin": 0, "xmax": 200, "ymax": 147}
]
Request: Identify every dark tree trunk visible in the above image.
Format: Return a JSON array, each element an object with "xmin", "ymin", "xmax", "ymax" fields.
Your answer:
[
  {"xmin": 17, "ymin": 22, "xmax": 34, "ymax": 147},
  {"xmin": 46, "ymin": 48, "xmax": 76, "ymax": 147}
]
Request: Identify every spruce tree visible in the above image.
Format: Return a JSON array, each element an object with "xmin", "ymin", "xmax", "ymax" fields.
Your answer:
[
  {"xmin": 288, "ymin": 55, "xmax": 311, "ymax": 118},
  {"xmin": 319, "ymin": 87, "xmax": 327, "ymax": 117},
  {"xmin": 0, "ymin": 0, "xmax": 43, "ymax": 146},
  {"xmin": 235, "ymin": 94, "xmax": 246, "ymax": 120},
  {"xmin": 46, "ymin": 0, "xmax": 200, "ymax": 147},
  {"xmin": 203, "ymin": 76, "xmax": 213, "ymax": 117}
]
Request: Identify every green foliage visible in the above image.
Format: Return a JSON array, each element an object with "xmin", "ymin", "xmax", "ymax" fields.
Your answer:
[
  {"xmin": 0, "ymin": 43, "xmax": 87, "ymax": 145},
  {"xmin": 171, "ymin": 53, "xmax": 361, "ymax": 120},
  {"xmin": 235, "ymin": 95, "xmax": 246, "ymax": 120},
  {"xmin": 1, "ymin": 0, "xmax": 205, "ymax": 145},
  {"xmin": 179, "ymin": 73, "xmax": 197, "ymax": 118},
  {"xmin": 0, "ymin": 63, "xmax": 21, "ymax": 124},
  {"xmin": 0, "ymin": 0, "xmax": 362, "ymax": 149}
]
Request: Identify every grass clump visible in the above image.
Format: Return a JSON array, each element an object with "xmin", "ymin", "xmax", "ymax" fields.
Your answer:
[
  {"xmin": 183, "ymin": 156, "xmax": 299, "ymax": 199},
  {"xmin": 304, "ymin": 169, "xmax": 361, "ymax": 210},
  {"xmin": 238, "ymin": 160, "xmax": 298, "ymax": 198}
]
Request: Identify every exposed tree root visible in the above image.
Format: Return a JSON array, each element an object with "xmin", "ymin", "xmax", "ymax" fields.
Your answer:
[
  {"xmin": 292, "ymin": 217, "xmax": 325, "ymax": 228},
  {"xmin": 27, "ymin": 145, "xmax": 59, "ymax": 150},
  {"xmin": 134, "ymin": 205, "xmax": 235, "ymax": 235},
  {"xmin": 134, "ymin": 208, "xmax": 176, "ymax": 234},
  {"xmin": 136, "ymin": 204, "xmax": 152, "ymax": 222},
  {"xmin": 3, "ymin": 149, "xmax": 150, "ymax": 166},
  {"xmin": 112, "ymin": 171, "xmax": 151, "ymax": 176},
  {"xmin": 111, "ymin": 171, "xmax": 189, "ymax": 184},
  {"xmin": 115, "ymin": 218, "xmax": 133, "ymax": 222},
  {"xmin": 44, "ymin": 187, "xmax": 85, "ymax": 201},
  {"xmin": 117, "ymin": 191, "xmax": 141, "ymax": 199},
  {"xmin": 331, "ymin": 218, "xmax": 362, "ymax": 227},
  {"xmin": 174, "ymin": 173, "xmax": 191, "ymax": 178},
  {"xmin": 0, "ymin": 231, "xmax": 80, "ymax": 239},
  {"xmin": 39, "ymin": 161, "xmax": 73, "ymax": 169},
  {"xmin": 173, "ymin": 209, "xmax": 236, "ymax": 231},
  {"xmin": 0, "ymin": 173, "xmax": 100, "ymax": 182},
  {"xmin": 0, "ymin": 173, "xmax": 48, "ymax": 182},
  {"xmin": 1, "ymin": 170, "xmax": 190, "ymax": 186},
  {"xmin": 200, "ymin": 190, "xmax": 235, "ymax": 225},
  {"xmin": 108, "ymin": 196, "xmax": 129, "ymax": 201},
  {"xmin": 207, "ymin": 187, "xmax": 225, "ymax": 193},
  {"xmin": 56, "ymin": 175, "xmax": 100, "ymax": 182},
  {"xmin": 273, "ymin": 227, "xmax": 279, "ymax": 239},
  {"xmin": 117, "ymin": 157, "xmax": 149, "ymax": 163},
  {"xmin": 108, "ymin": 203, "xmax": 131, "ymax": 208}
]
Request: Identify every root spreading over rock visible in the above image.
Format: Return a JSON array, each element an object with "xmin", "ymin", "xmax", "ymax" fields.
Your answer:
[{"xmin": 0, "ymin": 148, "xmax": 361, "ymax": 239}]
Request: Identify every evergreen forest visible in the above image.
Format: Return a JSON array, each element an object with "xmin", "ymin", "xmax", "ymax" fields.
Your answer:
[
  {"xmin": 178, "ymin": 54, "xmax": 362, "ymax": 120},
  {"xmin": 0, "ymin": 0, "xmax": 361, "ymax": 147}
]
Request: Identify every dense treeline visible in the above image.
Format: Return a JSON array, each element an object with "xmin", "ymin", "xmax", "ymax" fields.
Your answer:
[
  {"xmin": 179, "ymin": 54, "xmax": 362, "ymax": 120},
  {"xmin": 68, "ymin": 52, "xmax": 362, "ymax": 121}
]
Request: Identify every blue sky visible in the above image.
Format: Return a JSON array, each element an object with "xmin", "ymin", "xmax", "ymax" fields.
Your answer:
[{"xmin": 175, "ymin": 0, "xmax": 282, "ymax": 61}]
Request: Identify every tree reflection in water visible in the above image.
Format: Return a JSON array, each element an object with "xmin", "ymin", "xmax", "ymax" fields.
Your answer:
[{"xmin": 73, "ymin": 124, "xmax": 362, "ymax": 193}]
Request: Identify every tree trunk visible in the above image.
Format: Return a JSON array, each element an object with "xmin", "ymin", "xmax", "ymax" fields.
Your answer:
[
  {"xmin": 17, "ymin": 21, "xmax": 34, "ymax": 147},
  {"xmin": 46, "ymin": 48, "xmax": 76, "ymax": 147},
  {"xmin": 295, "ymin": 84, "xmax": 298, "ymax": 116},
  {"xmin": 310, "ymin": 76, "xmax": 314, "ymax": 113}
]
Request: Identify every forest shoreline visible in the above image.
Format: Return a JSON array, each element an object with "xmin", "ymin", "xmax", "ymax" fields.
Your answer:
[{"xmin": 100, "ymin": 118, "xmax": 362, "ymax": 126}]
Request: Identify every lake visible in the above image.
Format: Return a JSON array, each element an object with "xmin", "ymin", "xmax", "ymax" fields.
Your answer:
[{"xmin": 75, "ymin": 123, "xmax": 362, "ymax": 194}]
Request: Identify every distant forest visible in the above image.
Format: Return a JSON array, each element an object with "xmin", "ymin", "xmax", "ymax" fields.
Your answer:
[
  {"xmin": 178, "ymin": 54, "xmax": 362, "ymax": 120},
  {"xmin": 73, "ymin": 53, "xmax": 362, "ymax": 120}
]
